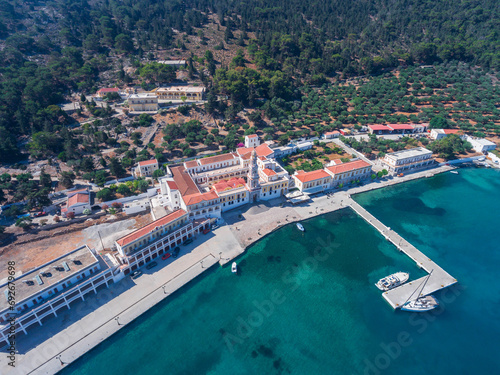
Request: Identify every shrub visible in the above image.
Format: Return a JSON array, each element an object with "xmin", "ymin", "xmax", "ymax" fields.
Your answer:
[{"xmin": 66, "ymin": 212, "xmax": 75, "ymax": 220}]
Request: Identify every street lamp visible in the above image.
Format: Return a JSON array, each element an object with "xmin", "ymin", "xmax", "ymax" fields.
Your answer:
[
  {"xmin": 56, "ymin": 355, "xmax": 64, "ymax": 366},
  {"xmin": 162, "ymin": 285, "xmax": 168, "ymax": 295},
  {"xmin": 114, "ymin": 317, "xmax": 121, "ymax": 326}
]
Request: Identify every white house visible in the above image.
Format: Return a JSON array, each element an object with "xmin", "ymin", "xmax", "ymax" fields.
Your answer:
[
  {"xmin": 381, "ymin": 147, "xmax": 434, "ymax": 175},
  {"xmin": 323, "ymin": 131, "xmax": 341, "ymax": 139},
  {"xmin": 293, "ymin": 170, "xmax": 332, "ymax": 194},
  {"xmin": 62, "ymin": 188, "xmax": 91, "ymax": 216},
  {"xmin": 430, "ymin": 129, "xmax": 465, "ymax": 140},
  {"xmin": 244, "ymin": 134, "xmax": 260, "ymax": 148},
  {"xmin": 134, "ymin": 159, "xmax": 159, "ymax": 178},
  {"xmin": 466, "ymin": 137, "xmax": 496, "ymax": 153}
]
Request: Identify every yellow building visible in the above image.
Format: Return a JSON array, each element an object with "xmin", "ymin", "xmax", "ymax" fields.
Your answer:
[
  {"xmin": 156, "ymin": 86, "xmax": 205, "ymax": 101},
  {"xmin": 128, "ymin": 93, "xmax": 158, "ymax": 112}
]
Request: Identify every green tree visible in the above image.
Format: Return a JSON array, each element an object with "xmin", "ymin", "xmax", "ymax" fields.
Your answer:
[
  {"xmin": 96, "ymin": 188, "xmax": 115, "ymax": 202},
  {"xmin": 60, "ymin": 171, "xmax": 76, "ymax": 188},
  {"xmin": 109, "ymin": 157, "xmax": 126, "ymax": 178},
  {"xmin": 39, "ymin": 169, "xmax": 52, "ymax": 190}
]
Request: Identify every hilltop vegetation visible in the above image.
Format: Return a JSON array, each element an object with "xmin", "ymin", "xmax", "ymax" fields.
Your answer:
[{"xmin": 0, "ymin": 0, "xmax": 499, "ymax": 164}]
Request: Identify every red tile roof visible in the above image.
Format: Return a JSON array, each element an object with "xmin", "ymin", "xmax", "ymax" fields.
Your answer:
[
  {"xmin": 213, "ymin": 178, "xmax": 247, "ymax": 193},
  {"xmin": 184, "ymin": 160, "xmax": 199, "ymax": 168},
  {"xmin": 262, "ymin": 168, "xmax": 276, "ymax": 176},
  {"xmin": 294, "ymin": 169, "xmax": 331, "ymax": 183},
  {"xmin": 166, "ymin": 180, "xmax": 178, "ymax": 190},
  {"xmin": 183, "ymin": 190, "xmax": 219, "ymax": 205},
  {"xmin": 171, "ymin": 166, "xmax": 200, "ymax": 196},
  {"xmin": 67, "ymin": 188, "xmax": 89, "ymax": 197},
  {"xmin": 237, "ymin": 144, "xmax": 274, "ymax": 158},
  {"xmin": 388, "ymin": 124, "xmax": 415, "ymax": 130},
  {"xmin": 326, "ymin": 159, "xmax": 371, "ymax": 174},
  {"xmin": 368, "ymin": 125, "xmax": 391, "ymax": 131},
  {"xmin": 67, "ymin": 192, "xmax": 89, "ymax": 207},
  {"xmin": 247, "ymin": 134, "xmax": 258, "ymax": 138},
  {"xmin": 138, "ymin": 159, "xmax": 158, "ymax": 166},
  {"xmin": 116, "ymin": 209, "xmax": 187, "ymax": 247},
  {"xmin": 198, "ymin": 153, "xmax": 237, "ymax": 165},
  {"xmin": 443, "ymin": 129, "xmax": 461, "ymax": 134},
  {"xmin": 97, "ymin": 88, "xmax": 119, "ymax": 93}
]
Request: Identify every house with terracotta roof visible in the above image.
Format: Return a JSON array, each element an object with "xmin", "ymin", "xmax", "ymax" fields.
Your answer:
[
  {"xmin": 293, "ymin": 169, "xmax": 332, "ymax": 194},
  {"xmin": 62, "ymin": 188, "xmax": 91, "ymax": 216},
  {"xmin": 133, "ymin": 159, "xmax": 159, "ymax": 178},
  {"xmin": 96, "ymin": 88, "xmax": 120, "ymax": 98},
  {"xmin": 323, "ymin": 131, "xmax": 341, "ymax": 139},
  {"xmin": 325, "ymin": 159, "xmax": 372, "ymax": 187},
  {"xmin": 237, "ymin": 143, "xmax": 274, "ymax": 160}
]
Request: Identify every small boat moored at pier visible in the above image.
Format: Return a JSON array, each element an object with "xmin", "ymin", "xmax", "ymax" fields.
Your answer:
[
  {"xmin": 231, "ymin": 262, "xmax": 238, "ymax": 273},
  {"xmin": 296, "ymin": 223, "xmax": 305, "ymax": 232},
  {"xmin": 401, "ymin": 270, "xmax": 439, "ymax": 312},
  {"xmin": 376, "ymin": 272, "xmax": 409, "ymax": 291},
  {"xmin": 401, "ymin": 295, "xmax": 439, "ymax": 312}
]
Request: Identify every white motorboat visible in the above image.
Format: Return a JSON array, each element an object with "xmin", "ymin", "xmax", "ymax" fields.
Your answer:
[
  {"xmin": 296, "ymin": 223, "xmax": 305, "ymax": 232},
  {"xmin": 401, "ymin": 270, "xmax": 439, "ymax": 312},
  {"xmin": 450, "ymin": 170, "xmax": 458, "ymax": 174},
  {"xmin": 231, "ymin": 262, "xmax": 238, "ymax": 273},
  {"xmin": 375, "ymin": 272, "xmax": 409, "ymax": 291}
]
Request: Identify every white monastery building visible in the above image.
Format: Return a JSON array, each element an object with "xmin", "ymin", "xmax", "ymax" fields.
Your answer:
[{"xmin": 381, "ymin": 147, "xmax": 434, "ymax": 175}]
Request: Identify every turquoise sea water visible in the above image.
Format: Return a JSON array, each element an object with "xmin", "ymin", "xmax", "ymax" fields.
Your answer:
[{"xmin": 61, "ymin": 167, "xmax": 500, "ymax": 375}]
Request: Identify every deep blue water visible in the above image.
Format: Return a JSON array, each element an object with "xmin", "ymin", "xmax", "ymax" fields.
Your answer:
[{"xmin": 60, "ymin": 167, "xmax": 500, "ymax": 375}]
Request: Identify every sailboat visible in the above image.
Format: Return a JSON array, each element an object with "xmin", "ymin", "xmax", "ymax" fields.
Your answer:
[{"xmin": 401, "ymin": 270, "xmax": 439, "ymax": 312}]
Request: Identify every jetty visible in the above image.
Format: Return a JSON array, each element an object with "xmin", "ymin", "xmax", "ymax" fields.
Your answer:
[{"xmin": 348, "ymin": 199, "xmax": 457, "ymax": 309}]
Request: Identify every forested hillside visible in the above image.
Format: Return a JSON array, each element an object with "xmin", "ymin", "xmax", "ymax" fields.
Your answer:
[{"xmin": 0, "ymin": 0, "xmax": 499, "ymax": 162}]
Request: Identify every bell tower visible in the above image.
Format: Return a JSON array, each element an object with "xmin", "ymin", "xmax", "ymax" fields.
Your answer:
[{"xmin": 247, "ymin": 150, "xmax": 260, "ymax": 191}]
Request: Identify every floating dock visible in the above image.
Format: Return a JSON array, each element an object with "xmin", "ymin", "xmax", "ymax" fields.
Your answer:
[{"xmin": 349, "ymin": 200, "xmax": 457, "ymax": 309}]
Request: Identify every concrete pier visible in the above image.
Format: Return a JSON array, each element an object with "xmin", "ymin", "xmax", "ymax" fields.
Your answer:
[{"xmin": 349, "ymin": 200, "xmax": 457, "ymax": 309}]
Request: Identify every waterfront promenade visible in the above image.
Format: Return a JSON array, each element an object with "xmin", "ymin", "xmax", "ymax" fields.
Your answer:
[
  {"xmin": 1, "ymin": 164, "xmax": 455, "ymax": 374},
  {"xmin": 0, "ymin": 225, "xmax": 244, "ymax": 375}
]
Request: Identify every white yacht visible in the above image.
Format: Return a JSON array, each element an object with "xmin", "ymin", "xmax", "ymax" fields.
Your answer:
[
  {"xmin": 450, "ymin": 170, "xmax": 458, "ymax": 174},
  {"xmin": 231, "ymin": 262, "xmax": 238, "ymax": 274},
  {"xmin": 401, "ymin": 295, "xmax": 439, "ymax": 312},
  {"xmin": 375, "ymin": 272, "xmax": 409, "ymax": 291},
  {"xmin": 296, "ymin": 223, "xmax": 305, "ymax": 232},
  {"xmin": 401, "ymin": 270, "xmax": 439, "ymax": 312}
]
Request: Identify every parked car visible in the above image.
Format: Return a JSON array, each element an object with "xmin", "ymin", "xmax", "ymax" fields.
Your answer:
[
  {"xmin": 146, "ymin": 261, "xmax": 157, "ymax": 270},
  {"xmin": 162, "ymin": 253, "xmax": 171, "ymax": 260},
  {"xmin": 211, "ymin": 224, "xmax": 219, "ymax": 230},
  {"xmin": 203, "ymin": 228, "xmax": 210, "ymax": 234},
  {"xmin": 172, "ymin": 247, "xmax": 181, "ymax": 258},
  {"xmin": 131, "ymin": 270, "xmax": 142, "ymax": 279},
  {"xmin": 183, "ymin": 238, "xmax": 193, "ymax": 246},
  {"xmin": 34, "ymin": 211, "xmax": 47, "ymax": 217}
]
